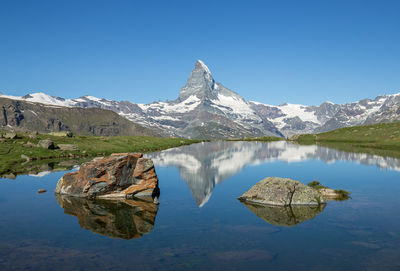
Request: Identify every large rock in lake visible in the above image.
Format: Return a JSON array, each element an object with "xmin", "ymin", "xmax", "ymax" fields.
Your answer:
[
  {"xmin": 239, "ymin": 177, "xmax": 325, "ymax": 206},
  {"xmin": 55, "ymin": 153, "xmax": 159, "ymax": 201}
]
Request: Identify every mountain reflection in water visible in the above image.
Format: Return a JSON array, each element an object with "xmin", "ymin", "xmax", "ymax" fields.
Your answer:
[
  {"xmin": 240, "ymin": 201, "xmax": 326, "ymax": 227},
  {"xmin": 56, "ymin": 195, "xmax": 158, "ymax": 239},
  {"xmin": 148, "ymin": 141, "xmax": 400, "ymax": 207}
]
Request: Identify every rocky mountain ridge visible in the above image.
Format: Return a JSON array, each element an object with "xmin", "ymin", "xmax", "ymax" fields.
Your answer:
[
  {"xmin": 1, "ymin": 60, "xmax": 400, "ymax": 138},
  {"xmin": 0, "ymin": 97, "xmax": 159, "ymax": 137}
]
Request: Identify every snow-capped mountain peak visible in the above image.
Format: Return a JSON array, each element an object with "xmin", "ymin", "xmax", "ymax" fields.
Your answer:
[{"xmin": 178, "ymin": 60, "xmax": 216, "ymax": 101}]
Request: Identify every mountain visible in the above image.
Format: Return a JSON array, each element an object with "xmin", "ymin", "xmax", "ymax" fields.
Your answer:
[
  {"xmin": 250, "ymin": 93, "xmax": 400, "ymax": 136},
  {"xmin": 1, "ymin": 60, "xmax": 400, "ymax": 138},
  {"xmin": 0, "ymin": 97, "xmax": 159, "ymax": 136}
]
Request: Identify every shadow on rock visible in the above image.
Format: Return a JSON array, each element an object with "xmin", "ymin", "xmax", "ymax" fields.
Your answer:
[
  {"xmin": 55, "ymin": 194, "xmax": 159, "ymax": 239},
  {"xmin": 240, "ymin": 201, "xmax": 326, "ymax": 227}
]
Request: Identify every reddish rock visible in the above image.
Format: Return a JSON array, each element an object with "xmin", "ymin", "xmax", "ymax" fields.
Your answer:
[{"xmin": 55, "ymin": 153, "xmax": 159, "ymax": 201}]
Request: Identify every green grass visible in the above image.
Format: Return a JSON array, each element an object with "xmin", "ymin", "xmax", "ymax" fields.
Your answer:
[
  {"xmin": 334, "ymin": 189, "xmax": 351, "ymax": 201},
  {"xmin": 0, "ymin": 132, "xmax": 200, "ymax": 177},
  {"xmin": 307, "ymin": 180, "xmax": 351, "ymax": 201},
  {"xmin": 307, "ymin": 180, "xmax": 327, "ymax": 190},
  {"xmin": 295, "ymin": 122, "xmax": 400, "ymax": 155},
  {"xmin": 228, "ymin": 136, "xmax": 283, "ymax": 142}
]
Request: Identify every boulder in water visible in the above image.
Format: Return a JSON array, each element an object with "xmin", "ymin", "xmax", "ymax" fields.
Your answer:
[
  {"xmin": 239, "ymin": 177, "xmax": 325, "ymax": 206},
  {"xmin": 55, "ymin": 153, "xmax": 159, "ymax": 201}
]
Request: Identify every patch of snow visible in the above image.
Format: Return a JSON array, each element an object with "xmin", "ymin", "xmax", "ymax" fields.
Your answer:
[
  {"xmin": 84, "ymin": 95, "xmax": 102, "ymax": 102},
  {"xmin": 138, "ymin": 95, "xmax": 201, "ymax": 113},
  {"xmin": 151, "ymin": 116, "xmax": 180, "ymax": 121},
  {"xmin": 0, "ymin": 92, "xmax": 77, "ymax": 107},
  {"xmin": 26, "ymin": 92, "xmax": 76, "ymax": 107},
  {"xmin": 211, "ymin": 94, "xmax": 258, "ymax": 120},
  {"xmin": 29, "ymin": 110, "xmax": 38, "ymax": 116}
]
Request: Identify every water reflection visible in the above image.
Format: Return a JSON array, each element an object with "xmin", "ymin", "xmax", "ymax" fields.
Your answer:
[
  {"xmin": 0, "ymin": 158, "xmax": 87, "ymax": 179},
  {"xmin": 56, "ymin": 195, "xmax": 159, "ymax": 239},
  {"xmin": 240, "ymin": 201, "xmax": 326, "ymax": 227},
  {"xmin": 148, "ymin": 141, "xmax": 400, "ymax": 207}
]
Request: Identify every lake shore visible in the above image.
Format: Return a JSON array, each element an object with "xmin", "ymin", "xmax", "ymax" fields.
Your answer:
[{"xmin": 0, "ymin": 132, "xmax": 200, "ymax": 177}]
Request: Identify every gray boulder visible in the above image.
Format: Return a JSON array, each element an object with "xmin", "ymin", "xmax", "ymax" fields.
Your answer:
[
  {"xmin": 21, "ymin": 154, "xmax": 31, "ymax": 161},
  {"xmin": 4, "ymin": 132, "xmax": 17, "ymax": 139},
  {"xmin": 238, "ymin": 177, "xmax": 325, "ymax": 206},
  {"xmin": 38, "ymin": 139, "xmax": 55, "ymax": 149},
  {"xmin": 58, "ymin": 144, "xmax": 79, "ymax": 151}
]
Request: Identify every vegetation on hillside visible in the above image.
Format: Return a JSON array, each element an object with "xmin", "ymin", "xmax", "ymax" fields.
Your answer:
[{"xmin": 294, "ymin": 122, "xmax": 400, "ymax": 152}]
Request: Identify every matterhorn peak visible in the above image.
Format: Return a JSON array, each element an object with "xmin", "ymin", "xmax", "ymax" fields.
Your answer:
[
  {"xmin": 178, "ymin": 60, "xmax": 216, "ymax": 101},
  {"xmin": 195, "ymin": 60, "xmax": 211, "ymax": 74}
]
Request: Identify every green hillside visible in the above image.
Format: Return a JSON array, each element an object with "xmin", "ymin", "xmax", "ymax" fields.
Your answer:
[{"xmin": 294, "ymin": 122, "xmax": 400, "ymax": 158}]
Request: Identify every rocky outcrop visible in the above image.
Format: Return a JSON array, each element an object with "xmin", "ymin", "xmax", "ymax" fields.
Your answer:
[
  {"xmin": 55, "ymin": 153, "xmax": 159, "ymax": 202},
  {"xmin": 238, "ymin": 177, "xmax": 325, "ymax": 206},
  {"xmin": 4, "ymin": 131, "xmax": 17, "ymax": 139},
  {"xmin": 56, "ymin": 194, "xmax": 158, "ymax": 239},
  {"xmin": 38, "ymin": 139, "xmax": 55, "ymax": 149},
  {"xmin": 58, "ymin": 144, "xmax": 79, "ymax": 151},
  {"xmin": 241, "ymin": 201, "xmax": 325, "ymax": 227}
]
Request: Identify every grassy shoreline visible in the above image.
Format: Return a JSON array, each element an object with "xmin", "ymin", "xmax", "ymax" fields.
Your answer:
[
  {"xmin": 294, "ymin": 122, "xmax": 400, "ymax": 149},
  {"xmin": 0, "ymin": 132, "xmax": 200, "ymax": 177},
  {"xmin": 291, "ymin": 122, "xmax": 400, "ymax": 158}
]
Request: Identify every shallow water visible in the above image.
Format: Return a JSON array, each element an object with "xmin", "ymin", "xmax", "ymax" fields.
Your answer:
[{"xmin": 1, "ymin": 141, "xmax": 400, "ymax": 270}]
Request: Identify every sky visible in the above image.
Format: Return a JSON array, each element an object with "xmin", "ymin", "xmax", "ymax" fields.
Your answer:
[{"xmin": 1, "ymin": 0, "xmax": 400, "ymax": 105}]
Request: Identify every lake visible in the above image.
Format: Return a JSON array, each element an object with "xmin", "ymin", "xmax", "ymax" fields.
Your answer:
[{"xmin": 1, "ymin": 141, "xmax": 400, "ymax": 270}]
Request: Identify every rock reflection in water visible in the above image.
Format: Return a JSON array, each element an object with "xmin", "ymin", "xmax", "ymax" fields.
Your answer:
[
  {"xmin": 55, "ymin": 195, "xmax": 158, "ymax": 239},
  {"xmin": 240, "ymin": 201, "xmax": 325, "ymax": 227}
]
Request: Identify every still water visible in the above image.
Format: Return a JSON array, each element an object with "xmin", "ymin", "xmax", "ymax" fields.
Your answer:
[{"xmin": 1, "ymin": 141, "xmax": 400, "ymax": 270}]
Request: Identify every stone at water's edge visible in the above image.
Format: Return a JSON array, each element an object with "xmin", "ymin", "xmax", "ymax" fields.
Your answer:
[
  {"xmin": 55, "ymin": 153, "xmax": 159, "ymax": 202},
  {"xmin": 238, "ymin": 177, "xmax": 325, "ymax": 206}
]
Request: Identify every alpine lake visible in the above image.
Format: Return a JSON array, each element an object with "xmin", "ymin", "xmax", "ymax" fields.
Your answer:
[{"xmin": 1, "ymin": 141, "xmax": 400, "ymax": 270}]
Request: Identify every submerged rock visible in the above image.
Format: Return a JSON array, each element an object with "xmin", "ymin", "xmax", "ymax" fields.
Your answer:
[
  {"xmin": 238, "ymin": 177, "xmax": 325, "ymax": 206},
  {"xmin": 38, "ymin": 189, "xmax": 47, "ymax": 193},
  {"xmin": 55, "ymin": 194, "xmax": 158, "ymax": 239},
  {"xmin": 241, "ymin": 201, "xmax": 325, "ymax": 227},
  {"xmin": 54, "ymin": 153, "xmax": 159, "ymax": 200}
]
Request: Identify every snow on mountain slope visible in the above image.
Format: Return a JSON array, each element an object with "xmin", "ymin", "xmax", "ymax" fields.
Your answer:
[
  {"xmin": 211, "ymin": 93, "xmax": 259, "ymax": 121},
  {"xmin": 0, "ymin": 92, "xmax": 76, "ymax": 107},
  {"xmin": 138, "ymin": 95, "xmax": 201, "ymax": 113}
]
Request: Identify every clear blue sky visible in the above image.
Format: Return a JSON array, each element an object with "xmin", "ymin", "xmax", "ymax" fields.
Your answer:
[{"xmin": 1, "ymin": 0, "xmax": 399, "ymax": 105}]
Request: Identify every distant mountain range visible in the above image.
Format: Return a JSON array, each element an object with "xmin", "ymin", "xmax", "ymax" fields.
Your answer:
[{"xmin": 1, "ymin": 60, "xmax": 400, "ymax": 138}]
